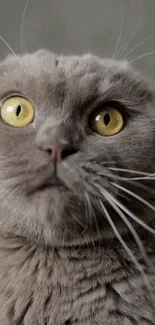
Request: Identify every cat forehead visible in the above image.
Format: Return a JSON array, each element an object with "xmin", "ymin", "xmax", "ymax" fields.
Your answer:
[
  {"xmin": 0, "ymin": 50, "xmax": 152, "ymax": 104},
  {"xmin": 2, "ymin": 50, "xmax": 130, "ymax": 80}
]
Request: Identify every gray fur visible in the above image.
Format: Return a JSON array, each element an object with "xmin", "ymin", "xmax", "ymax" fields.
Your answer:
[{"xmin": 0, "ymin": 50, "xmax": 155, "ymax": 324}]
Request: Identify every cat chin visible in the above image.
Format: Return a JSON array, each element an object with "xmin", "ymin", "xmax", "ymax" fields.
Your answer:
[
  {"xmin": 27, "ymin": 216, "xmax": 133, "ymax": 247},
  {"xmin": 0, "ymin": 182, "xmax": 151, "ymax": 248}
]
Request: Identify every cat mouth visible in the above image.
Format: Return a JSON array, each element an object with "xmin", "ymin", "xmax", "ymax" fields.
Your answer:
[{"xmin": 40, "ymin": 176, "xmax": 67, "ymax": 190}]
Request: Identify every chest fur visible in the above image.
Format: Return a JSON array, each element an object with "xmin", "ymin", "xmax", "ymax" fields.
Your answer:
[{"xmin": 0, "ymin": 243, "xmax": 155, "ymax": 325}]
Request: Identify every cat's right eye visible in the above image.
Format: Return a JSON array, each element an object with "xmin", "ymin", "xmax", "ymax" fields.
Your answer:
[{"xmin": 1, "ymin": 96, "xmax": 35, "ymax": 128}]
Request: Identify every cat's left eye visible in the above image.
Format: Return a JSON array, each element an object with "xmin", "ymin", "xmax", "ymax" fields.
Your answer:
[
  {"xmin": 90, "ymin": 104, "xmax": 124, "ymax": 136},
  {"xmin": 1, "ymin": 96, "xmax": 34, "ymax": 128}
]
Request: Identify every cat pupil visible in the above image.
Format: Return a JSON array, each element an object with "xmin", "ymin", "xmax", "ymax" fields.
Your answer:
[
  {"xmin": 104, "ymin": 113, "xmax": 110, "ymax": 126},
  {"xmin": 16, "ymin": 105, "xmax": 21, "ymax": 117}
]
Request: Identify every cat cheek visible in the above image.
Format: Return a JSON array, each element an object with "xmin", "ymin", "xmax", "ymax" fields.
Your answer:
[{"xmin": 31, "ymin": 110, "xmax": 40, "ymax": 129}]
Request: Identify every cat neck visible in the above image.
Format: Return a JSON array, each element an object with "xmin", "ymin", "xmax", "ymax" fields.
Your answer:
[
  {"xmin": 0, "ymin": 231, "xmax": 153, "ymax": 273},
  {"xmin": 0, "ymin": 233, "xmax": 133, "ymax": 285},
  {"xmin": 0, "ymin": 231, "xmax": 154, "ymax": 301}
]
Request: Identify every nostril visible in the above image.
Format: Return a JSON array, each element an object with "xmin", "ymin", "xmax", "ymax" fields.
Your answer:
[
  {"xmin": 47, "ymin": 148, "xmax": 52, "ymax": 156},
  {"xmin": 45, "ymin": 145, "xmax": 78, "ymax": 161},
  {"xmin": 61, "ymin": 148, "xmax": 78, "ymax": 160}
]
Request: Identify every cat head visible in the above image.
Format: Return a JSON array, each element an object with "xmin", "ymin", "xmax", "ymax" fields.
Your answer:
[{"xmin": 0, "ymin": 50, "xmax": 154, "ymax": 246}]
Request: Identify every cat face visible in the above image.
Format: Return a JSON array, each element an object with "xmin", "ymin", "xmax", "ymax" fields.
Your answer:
[{"xmin": 0, "ymin": 50, "xmax": 154, "ymax": 246}]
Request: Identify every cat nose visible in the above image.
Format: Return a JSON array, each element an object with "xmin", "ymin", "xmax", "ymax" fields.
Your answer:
[{"xmin": 45, "ymin": 143, "xmax": 78, "ymax": 162}]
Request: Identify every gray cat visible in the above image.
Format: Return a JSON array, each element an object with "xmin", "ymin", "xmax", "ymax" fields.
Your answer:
[{"xmin": 0, "ymin": 50, "xmax": 155, "ymax": 324}]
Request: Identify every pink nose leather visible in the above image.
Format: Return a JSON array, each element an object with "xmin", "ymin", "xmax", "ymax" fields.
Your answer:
[{"xmin": 48, "ymin": 144, "xmax": 64, "ymax": 162}]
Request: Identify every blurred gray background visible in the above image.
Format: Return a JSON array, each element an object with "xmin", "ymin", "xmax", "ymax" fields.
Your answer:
[{"xmin": 0, "ymin": 0, "xmax": 155, "ymax": 80}]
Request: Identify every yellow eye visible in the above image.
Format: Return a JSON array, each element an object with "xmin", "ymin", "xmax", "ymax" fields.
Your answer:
[
  {"xmin": 91, "ymin": 105, "xmax": 124, "ymax": 136},
  {"xmin": 1, "ymin": 96, "xmax": 34, "ymax": 128}
]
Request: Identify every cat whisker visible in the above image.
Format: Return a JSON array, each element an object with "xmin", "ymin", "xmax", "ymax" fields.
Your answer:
[
  {"xmin": 63, "ymin": 221, "xmax": 73, "ymax": 238},
  {"xmin": 90, "ymin": 181, "xmax": 155, "ymax": 241},
  {"xmin": 121, "ymin": 180, "xmax": 155, "ymax": 197},
  {"xmin": 107, "ymin": 177, "xmax": 155, "ymax": 201},
  {"xmin": 96, "ymin": 170, "xmax": 120, "ymax": 179},
  {"xmin": 0, "ymin": 168, "xmax": 34, "ymax": 181},
  {"xmin": 83, "ymin": 193, "xmax": 98, "ymax": 247},
  {"xmin": 129, "ymin": 50, "xmax": 155, "ymax": 64},
  {"xmin": 130, "ymin": 177, "xmax": 155, "ymax": 181},
  {"xmin": 0, "ymin": 183, "xmax": 20, "ymax": 200},
  {"xmin": 83, "ymin": 192, "xmax": 92, "ymax": 230},
  {"xmin": 0, "ymin": 156, "xmax": 11, "ymax": 160},
  {"xmin": 112, "ymin": 175, "xmax": 155, "ymax": 181},
  {"xmin": 100, "ymin": 161, "xmax": 116, "ymax": 166},
  {"xmin": 101, "ymin": 188, "xmax": 155, "ymax": 235},
  {"xmin": 98, "ymin": 198, "xmax": 149, "ymax": 286},
  {"xmin": 0, "ymin": 35, "xmax": 27, "ymax": 74},
  {"xmin": 95, "ymin": 170, "xmax": 155, "ymax": 182},
  {"xmin": 0, "ymin": 158, "xmax": 29, "ymax": 167},
  {"xmin": 71, "ymin": 208, "xmax": 87, "ymax": 230},
  {"xmin": 100, "ymin": 36, "xmax": 155, "ymax": 90},
  {"xmin": 106, "ymin": 167, "xmax": 155, "ymax": 182},
  {"xmin": 91, "ymin": 202, "xmax": 101, "ymax": 240},
  {"xmin": 108, "ymin": 167, "xmax": 153, "ymax": 176},
  {"xmin": 121, "ymin": 31, "xmax": 155, "ymax": 61},
  {"xmin": 104, "ymin": 194, "xmax": 149, "ymax": 264},
  {"xmin": 117, "ymin": 0, "xmax": 143, "ymax": 59},
  {"xmin": 20, "ymin": 0, "xmax": 31, "ymax": 56},
  {"xmin": 112, "ymin": 182, "xmax": 155, "ymax": 212},
  {"xmin": 111, "ymin": 0, "xmax": 124, "ymax": 60},
  {"xmin": 84, "ymin": 192, "xmax": 101, "ymax": 239},
  {"xmin": 113, "ymin": 44, "xmax": 124, "ymax": 60}
]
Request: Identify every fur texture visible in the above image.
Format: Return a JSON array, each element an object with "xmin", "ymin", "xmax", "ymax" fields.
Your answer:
[{"xmin": 0, "ymin": 50, "xmax": 155, "ymax": 324}]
